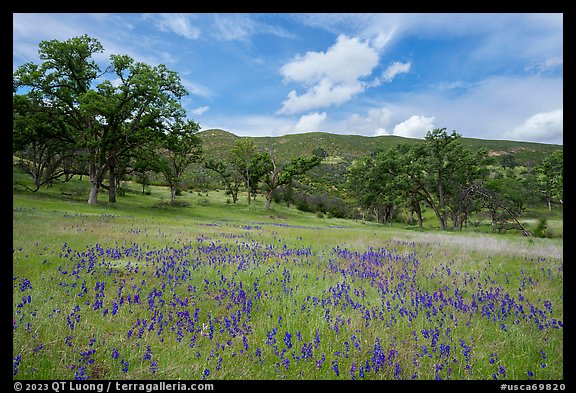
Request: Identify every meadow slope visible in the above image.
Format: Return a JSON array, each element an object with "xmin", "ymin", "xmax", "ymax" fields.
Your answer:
[{"xmin": 12, "ymin": 183, "xmax": 563, "ymax": 381}]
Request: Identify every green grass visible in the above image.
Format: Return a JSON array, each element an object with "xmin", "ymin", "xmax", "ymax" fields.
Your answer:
[
  {"xmin": 13, "ymin": 177, "xmax": 563, "ymax": 381},
  {"xmin": 198, "ymin": 129, "xmax": 562, "ymax": 165}
]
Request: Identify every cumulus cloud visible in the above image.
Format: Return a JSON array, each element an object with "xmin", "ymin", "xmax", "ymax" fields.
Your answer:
[
  {"xmin": 199, "ymin": 115, "xmax": 295, "ymax": 137},
  {"xmin": 277, "ymin": 35, "xmax": 379, "ymax": 114},
  {"xmin": 504, "ymin": 109, "xmax": 563, "ymax": 144},
  {"xmin": 346, "ymin": 107, "xmax": 393, "ymax": 135},
  {"xmin": 391, "ymin": 115, "xmax": 436, "ymax": 138},
  {"xmin": 294, "ymin": 112, "xmax": 327, "ymax": 133},
  {"xmin": 279, "ymin": 80, "xmax": 365, "ymax": 115}
]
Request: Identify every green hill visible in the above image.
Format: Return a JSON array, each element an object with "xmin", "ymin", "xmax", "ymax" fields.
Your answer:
[{"xmin": 198, "ymin": 129, "xmax": 562, "ymax": 166}]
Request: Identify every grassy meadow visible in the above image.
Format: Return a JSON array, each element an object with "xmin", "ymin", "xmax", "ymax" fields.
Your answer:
[{"xmin": 13, "ymin": 175, "xmax": 563, "ymax": 381}]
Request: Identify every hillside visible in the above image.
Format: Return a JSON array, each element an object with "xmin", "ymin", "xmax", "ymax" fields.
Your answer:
[{"xmin": 198, "ymin": 129, "xmax": 562, "ymax": 166}]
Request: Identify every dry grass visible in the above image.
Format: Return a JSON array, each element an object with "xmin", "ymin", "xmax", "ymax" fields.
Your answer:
[{"xmin": 392, "ymin": 232, "xmax": 563, "ymax": 261}]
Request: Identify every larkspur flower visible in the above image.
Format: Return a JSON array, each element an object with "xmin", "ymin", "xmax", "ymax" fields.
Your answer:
[
  {"xmin": 13, "ymin": 354, "xmax": 21, "ymax": 376},
  {"xmin": 395, "ymin": 363, "xmax": 402, "ymax": 379},
  {"xmin": 284, "ymin": 332, "xmax": 292, "ymax": 349},
  {"xmin": 121, "ymin": 359, "xmax": 129, "ymax": 373},
  {"xmin": 143, "ymin": 346, "xmax": 153, "ymax": 361},
  {"xmin": 316, "ymin": 353, "xmax": 326, "ymax": 368},
  {"xmin": 331, "ymin": 360, "xmax": 340, "ymax": 377},
  {"xmin": 74, "ymin": 365, "xmax": 89, "ymax": 380},
  {"xmin": 313, "ymin": 329, "xmax": 321, "ymax": 348}
]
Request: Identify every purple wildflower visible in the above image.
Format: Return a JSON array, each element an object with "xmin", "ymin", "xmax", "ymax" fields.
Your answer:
[
  {"xmin": 284, "ymin": 332, "xmax": 292, "ymax": 349},
  {"xmin": 121, "ymin": 359, "xmax": 129, "ymax": 373},
  {"xmin": 13, "ymin": 354, "xmax": 21, "ymax": 376},
  {"xmin": 331, "ymin": 360, "xmax": 340, "ymax": 377}
]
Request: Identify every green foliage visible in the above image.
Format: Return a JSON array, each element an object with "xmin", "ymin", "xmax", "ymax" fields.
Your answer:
[
  {"xmin": 533, "ymin": 217, "xmax": 548, "ymax": 238},
  {"xmin": 13, "ymin": 35, "xmax": 197, "ymax": 205},
  {"xmin": 153, "ymin": 120, "xmax": 202, "ymax": 204},
  {"xmin": 198, "ymin": 129, "xmax": 560, "ymax": 170},
  {"xmin": 535, "ymin": 150, "xmax": 563, "ymax": 210}
]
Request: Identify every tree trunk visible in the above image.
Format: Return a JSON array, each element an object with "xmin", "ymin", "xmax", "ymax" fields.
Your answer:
[
  {"xmin": 265, "ymin": 191, "xmax": 272, "ymax": 210},
  {"xmin": 108, "ymin": 163, "xmax": 117, "ymax": 203},
  {"xmin": 437, "ymin": 181, "xmax": 448, "ymax": 230},
  {"xmin": 88, "ymin": 181, "xmax": 99, "ymax": 204},
  {"xmin": 230, "ymin": 187, "xmax": 238, "ymax": 203},
  {"xmin": 170, "ymin": 186, "xmax": 176, "ymax": 205},
  {"xmin": 88, "ymin": 164, "xmax": 102, "ymax": 205},
  {"xmin": 431, "ymin": 209, "xmax": 447, "ymax": 230},
  {"xmin": 414, "ymin": 200, "xmax": 423, "ymax": 228},
  {"xmin": 246, "ymin": 169, "xmax": 251, "ymax": 205}
]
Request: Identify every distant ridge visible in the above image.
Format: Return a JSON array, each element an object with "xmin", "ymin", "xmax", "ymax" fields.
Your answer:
[{"xmin": 197, "ymin": 129, "xmax": 562, "ymax": 165}]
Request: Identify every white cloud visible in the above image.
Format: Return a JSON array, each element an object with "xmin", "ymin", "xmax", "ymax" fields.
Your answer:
[
  {"xmin": 346, "ymin": 107, "xmax": 393, "ymax": 135},
  {"xmin": 12, "ymin": 13, "xmax": 181, "ymax": 69},
  {"xmin": 356, "ymin": 75, "xmax": 562, "ymax": 143},
  {"xmin": 148, "ymin": 14, "xmax": 200, "ymax": 40},
  {"xmin": 278, "ymin": 34, "xmax": 379, "ymax": 114},
  {"xmin": 371, "ymin": 29, "xmax": 396, "ymax": 50},
  {"xmin": 210, "ymin": 14, "xmax": 296, "ymax": 42},
  {"xmin": 212, "ymin": 14, "xmax": 254, "ymax": 42},
  {"xmin": 525, "ymin": 56, "xmax": 563, "ymax": 75},
  {"xmin": 200, "ymin": 115, "xmax": 294, "ymax": 137},
  {"xmin": 280, "ymin": 80, "xmax": 365, "ymax": 115},
  {"xmin": 181, "ymin": 79, "xmax": 213, "ymax": 99},
  {"xmin": 392, "ymin": 115, "xmax": 436, "ymax": 138},
  {"xmin": 299, "ymin": 13, "xmax": 562, "ymax": 76},
  {"xmin": 430, "ymin": 80, "xmax": 469, "ymax": 91},
  {"xmin": 190, "ymin": 106, "xmax": 210, "ymax": 115},
  {"xmin": 382, "ymin": 61, "xmax": 411, "ymax": 82},
  {"xmin": 504, "ymin": 109, "xmax": 563, "ymax": 144},
  {"xmin": 280, "ymin": 35, "xmax": 378, "ymax": 85},
  {"xmin": 294, "ymin": 112, "xmax": 327, "ymax": 133},
  {"xmin": 13, "ymin": 13, "xmax": 96, "ymax": 67}
]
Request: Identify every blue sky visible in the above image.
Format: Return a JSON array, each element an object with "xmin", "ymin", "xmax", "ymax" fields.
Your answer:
[{"xmin": 13, "ymin": 13, "xmax": 563, "ymax": 144}]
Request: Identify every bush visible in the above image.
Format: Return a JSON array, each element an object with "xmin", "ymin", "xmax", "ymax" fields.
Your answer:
[
  {"xmin": 197, "ymin": 199, "xmax": 209, "ymax": 206},
  {"xmin": 292, "ymin": 191, "xmax": 351, "ymax": 218},
  {"xmin": 533, "ymin": 217, "xmax": 553, "ymax": 238}
]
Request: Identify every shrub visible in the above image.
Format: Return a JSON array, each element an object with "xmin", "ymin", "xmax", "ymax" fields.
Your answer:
[
  {"xmin": 197, "ymin": 199, "xmax": 209, "ymax": 206},
  {"xmin": 533, "ymin": 217, "xmax": 550, "ymax": 238}
]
